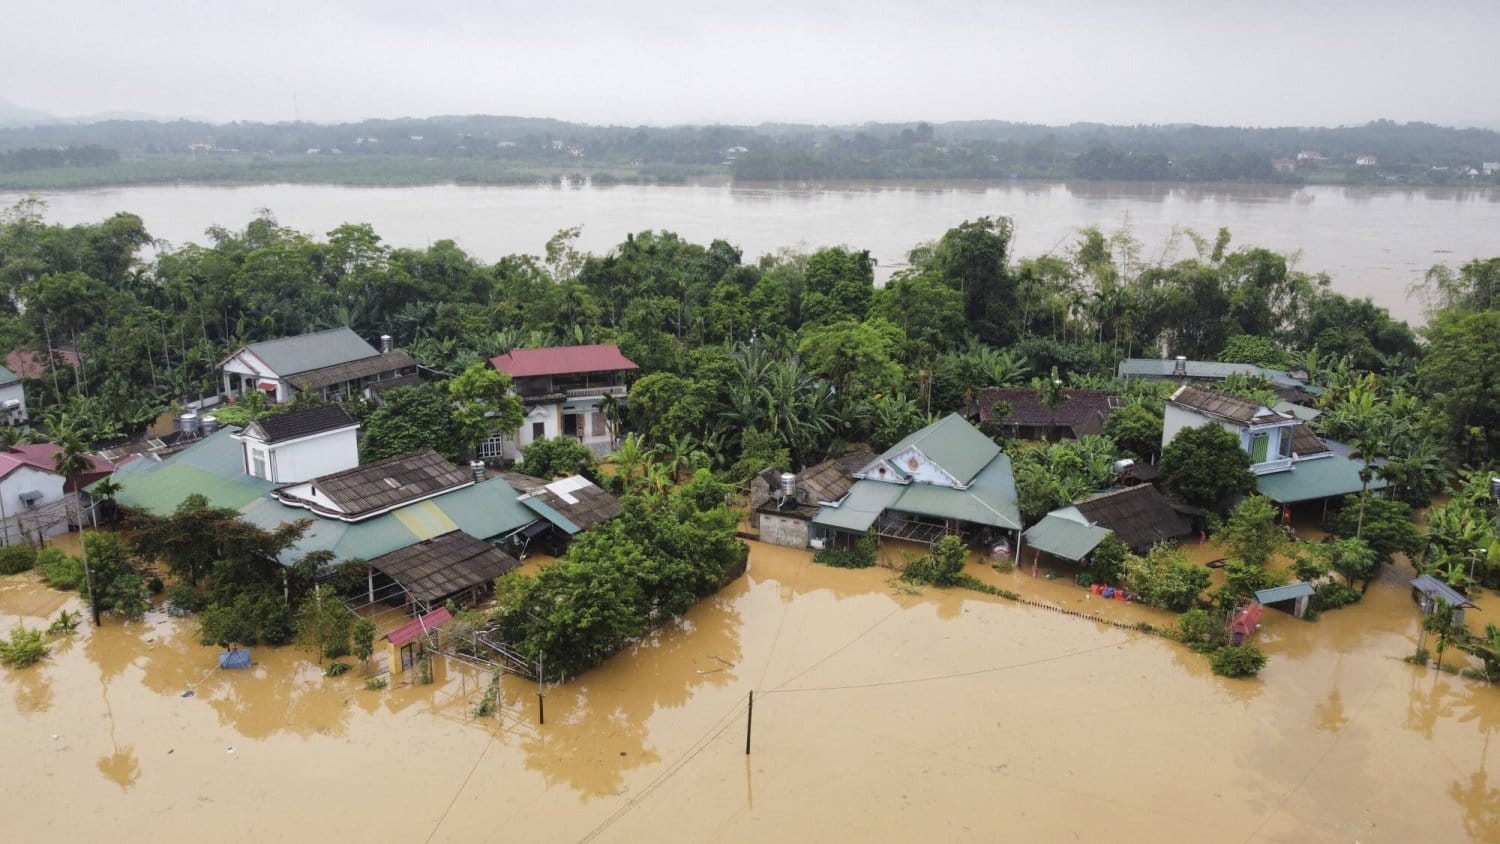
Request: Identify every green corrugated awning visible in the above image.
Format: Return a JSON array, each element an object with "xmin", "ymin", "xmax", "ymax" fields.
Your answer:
[
  {"xmin": 813, "ymin": 481, "xmax": 903, "ymax": 533},
  {"xmin": 1254, "ymin": 453, "xmax": 1388, "ymax": 504},
  {"xmin": 562, "ymin": 397, "xmax": 601, "ymax": 413},
  {"xmin": 1023, "ymin": 514, "xmax": 1112, "ymax": 561},
  {"xmin": 1255, "ymin": 582, "xmax": 1315, "ymax": 605},
  {"xmin": 520, "ymin": 495, "xmax": 582, "ymax": 534}
]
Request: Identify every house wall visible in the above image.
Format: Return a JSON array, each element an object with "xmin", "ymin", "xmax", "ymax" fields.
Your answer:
[
  {"xmin": 505, "ymin": 402, "xmax": 562, "ymax": 460},
  {"xmin": 1163, "ymin": 404, "xmax": 1296, "ymax": 474},
  {"xmin": 759, "ymin": 513, "xmax": 811, "ymax": 548},
  {"xmin": 0, "ymin": 465, "xmax": 68, "ymax": 541},
  {"xmin": 0, "ymin": 381, "xmax": 27, "ymax": 426},
  {"xmin": 265, "ymin": 429, "xmax": 360, "ymax": 483},
  {"xmin": 872, "ymin": 446, "xmax": 959, "ymax": 488},
  {"xmin": 222, "ymin": 352, "xmax": 289, "ymax": 402}
]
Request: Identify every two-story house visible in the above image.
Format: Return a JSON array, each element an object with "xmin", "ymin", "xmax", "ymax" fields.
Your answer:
[
  {"xmin": 219, "ymin": 327, "xmax": 419, "ymax": 404},
  {"xmin": 487, "ymin": 344, "xmax": 637, "ymax": 461},
  {"xmin": 230, "ymin": 404, "xmax": 361, "ymax": 483},
  {"xmin": 1163, "ymin": 385, "xmax": 1385, "ymax": 509}
]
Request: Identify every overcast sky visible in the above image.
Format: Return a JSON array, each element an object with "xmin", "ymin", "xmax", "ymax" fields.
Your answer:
[{"xmin": 5, "ymin": 0, "xmax": 1499, "ymax": 128}]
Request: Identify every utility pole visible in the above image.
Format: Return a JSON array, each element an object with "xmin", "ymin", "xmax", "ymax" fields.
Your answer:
[
  {"xmin": 536, "ymin": 653, "xmax": 546, "ymax": 726},
  {"xmin": 81, "ymin": 536, "xmax": 101, "ymax": 626},
  {"xmin": 745, "ymin": 690, "xmax": 754, "ymax": 755}
]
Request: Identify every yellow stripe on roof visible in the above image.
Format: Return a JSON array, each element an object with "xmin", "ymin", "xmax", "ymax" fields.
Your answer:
[{"xmin": 392, "ymin": 500, "xmax": 458, "ymax": 540}]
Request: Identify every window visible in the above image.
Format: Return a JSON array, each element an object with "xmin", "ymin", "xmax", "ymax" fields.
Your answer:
[
  {"xmin": 531, "ymin": 421, "xmax": 545, "ymax": 440},
  {"xmin": 250, "ymin": 448, "xmax": 268, "ymax": 479},
  {"xmin": 478, "ymin": 435, "xmax": 506, "ymax": 461},
  {"xmin": 1250, "ymin": 432, "xmax": 1270, "ymax": 463},
  {"xmin": 1279, "ymin": 430, "xmax": 1293, "ymax": 459}
]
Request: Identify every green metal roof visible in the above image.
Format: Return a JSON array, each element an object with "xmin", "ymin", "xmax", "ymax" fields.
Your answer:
[
  {"xmin": 1253, "ymin": 452, "xmax": 1388, "ymax": 504},
  {"xmin": 1255, "ymin": 582, "xmax": 1315, "ymax": 605},
  {"xmin": 1023, "ymin": 513, "xmax": 1111, "ymax": 561},
  {"xmin": 0, "ymin": 364, "xmax": 19, "ymax": 386},
  {"xmin": 813, "ymin": 451, "xmax": 1021, "ymax": 534},
  {"xmin": 239, "ymin": 327, "xmax": 379, "ymax": 377},
  {"xmin": 879, "ymin": 413, "xmax": 1000, "ymax": 486},
  {"xmin": 1272, "ymin": 401, "xmax": 1321, "ymax": 421},
  {"xmin": 812, "ymin": 481, "xmax": 903, "ymax": 533},
  {"xmin": 101, "ymin": 429, "xmax": 537, "ymax": 566},
  {"xmin": 520, "ymin": 495, "xmax": 582, "ymax": 535}
]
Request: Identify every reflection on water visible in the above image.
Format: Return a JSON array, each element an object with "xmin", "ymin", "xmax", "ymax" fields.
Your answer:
[{"xmin": 1, "ymin": 538, "xmax": 1499, "ymax": 841}]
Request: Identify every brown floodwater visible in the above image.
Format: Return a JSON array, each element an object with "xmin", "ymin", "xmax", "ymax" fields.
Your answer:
[{"xmin": 3, "ymin": 538, "xmax": 1498, "ymax": 842}]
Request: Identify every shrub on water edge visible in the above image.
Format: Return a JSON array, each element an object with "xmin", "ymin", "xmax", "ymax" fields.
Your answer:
[
  {"xmin": 1406, "ymin": 647, "xmax": 1431, "ymax": 666},
  {"xmin": 364, "ymin": 677, "xmax": 387, "ymax": 691},
  {"xmin": 0, "ymin": 626, "xmax": 48, "ymax": 668},
  {"xmin": 166, "ymin": 583, "xmax": 204, "ymax": 614},
  {"xmin": 1210, "ymin": 644, "xmax": 1268, "ymax": 678},
  {"xmin": 39, "ymin": 551, "xmax": 84, "ymax": 591},
  {"xmin": 324, "ymin": 662, "xmax": 351, "ymax": 677},
  {"xmin": 1178, "ymin": 608, "xmax": 1229, "ymax": 654},
  {"xmin": 0, "ymin": 544, "xmax": 37, "ymax": 575},
  {"xmin": 813, "ymin": 531, "xmax": 877, "ymax": 569},
  {"xmin": 47, "ymin": 610, "xmax": 80, "ymax": 636},
  {"xmin": 1310, "ymin": 582, "xmax": 1362, "ymax": 613}
]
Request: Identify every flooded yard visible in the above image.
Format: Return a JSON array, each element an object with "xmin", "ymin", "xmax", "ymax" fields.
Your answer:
[{"xmin": 3, "ymin": 540, "xmax": 1498, "ymax": 842}]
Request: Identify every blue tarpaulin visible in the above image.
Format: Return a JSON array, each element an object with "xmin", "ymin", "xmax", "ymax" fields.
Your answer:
[{"xmin": 219, "ymin": 649, "xmax": 252, "ymax": 669}]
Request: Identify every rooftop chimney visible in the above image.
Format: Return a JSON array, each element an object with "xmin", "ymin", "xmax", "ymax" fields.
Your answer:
[{"xmin": 380, "ymin": 334, "xmax": 393, "ymax": 354}]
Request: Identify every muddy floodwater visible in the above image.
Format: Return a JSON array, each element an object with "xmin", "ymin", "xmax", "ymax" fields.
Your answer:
[{"xmin": 4, "ymin": 540, "xmax": 1499, "ymax": 842}]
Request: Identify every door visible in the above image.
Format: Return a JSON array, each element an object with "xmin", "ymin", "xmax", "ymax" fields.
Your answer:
[
  {"xmin": 531, "ymin": 421, "xmax": 545, "ymax": 441},
  {"xmin": 563, "ymin": 413, "xmax": 579, "ymax": 438}
]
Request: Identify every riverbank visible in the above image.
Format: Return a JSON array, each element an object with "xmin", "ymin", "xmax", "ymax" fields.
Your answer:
[{"xmin": 2, "ymin": 539, "xmax": 1495, "ymax": 842}]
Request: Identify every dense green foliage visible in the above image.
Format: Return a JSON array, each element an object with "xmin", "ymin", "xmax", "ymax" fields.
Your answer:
[
  {"xmin": 902, "ymin": 536, "xmax": 969, "ymax": 587},
  {"xmin": 1209, "ymin": 644, "xmax": 1268, "ymax": 678},
  {"xmin": 0, "ymin": 626, "xmax": 48, "ymax": 667},
  {"xmin": 0, "ymin": 544, "xmax": 35, "ymax": 575},
  {"xmin": 813, "ymin": 531, "xmax": 877, "ymax": 569},
  {"xmin": 1124, "ymin": 545, "xmax": 1211, "ymax": 612},
  {"xmin": 517, "ymin": 437, "xmax": 598, "ymax": 481},
  {"xmin": 489, "ymin": 485, "xmax": 746, "ymax": 682},
  {"xmin": 1159, "ymin": 424, "xmax": 1255, "ymax": 512},
  {"xmin": 1217, "ymin": 496, "xmax": 1285, "ymax": 569},
  {"xmin": 1178, "ymin": 608, "xmax": 1230, "ymax": 653},
  {"xmin": 1326, "ymin": 496, "xmax": 1424, "ymax": 590}
]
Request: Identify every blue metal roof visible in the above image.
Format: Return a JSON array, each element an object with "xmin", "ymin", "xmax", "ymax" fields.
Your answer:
[
  {"xmin": 1410, "ymin": 575, "xmax": 1476, "ymax": 608},
  {"xmin": 1255, "ymin": 582, "xmax": 1315, "ymax": 605}
]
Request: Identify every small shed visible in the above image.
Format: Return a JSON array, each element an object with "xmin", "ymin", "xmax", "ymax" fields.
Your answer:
[
  {"xmin": 384, "ymin": 606, "xmax": 452, "ymax": 674},
  {"xmin": 1230, "ymin": 603, "xmax": 1265, "ymax": 645},
  {"xmin": 1410, "ymin": 574, "xmax": 1476, "ymax": 626},
  {"xmin": 1255, "ymin": 581, "xmax": 1315, "ymax": 619}
]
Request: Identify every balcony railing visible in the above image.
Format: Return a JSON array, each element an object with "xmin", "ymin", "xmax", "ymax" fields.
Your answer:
[
  {"xmin": 1251, "ymin": 457, "xmax": 1294, "ymax": 475},
  {"xmin": 519, "ymin": 384, "xmax": 627, "ymax": 403}
]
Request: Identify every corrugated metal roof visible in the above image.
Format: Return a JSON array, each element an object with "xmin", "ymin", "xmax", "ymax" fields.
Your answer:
[
  {"xmin": 1254, "ymin": 449, "xmax": 1388, "ymax": 503},
  {"xmin": 385, "ymin": 607, "xmax": 453, "ymax": 647},
  {"xmin": 1273, "ymin": 401, "xmax": 1322, "ymax": 421},
  {"xmin": 521, "ymin": 495, "xmax": 582, "ymax": 534},
  {"xmin": 879, "ymin": 413, "xmax": 1000, "ymax": 486},
  {"xmin": 103, "ymin": 430, "xmax": 538, "ymax": 566},
  {"xmin": 0, "ymin": 363, "xmax": 18, "ymax": 385},
  {"xmin": 1410, "ymin": 575, "xmax": 1476, "ymax": 608},
  {"xmin": 1023, "ymin": 513, "xmax": 1111, "ymax": 561},
  {"xmin": 368, "ymin": 531, "xmax": 520, "ymax": 604},
  {"xmin": 248, "ymin": 404, "xmax": 357, "ymax": 443},
  {"xmin": 812, "ymin": 481, "xmax": 903, "ymax": 532},
  {"xmin": 490, "ymin": 344, "xmax": 638, "ymax": 378},
  {"xmin": 1170, "ymin": 385, "xmax": 1290, "ymax": 424},
  {"xmin": 890, "ymin": 452, "xmax": 1021, "ymax": 530},
  {"xmin": 1118, "ymin": 358, "xmax": 1318, "ymax": 391},
  {"xmin": 285, "ymin": 351, "xmax": 416, "ymax": 391},
  {"xmin": 239, "ymin": 327, "xmax": 380, "ymax": 377},
  {"xmin": 1255, "ymin": 582, "xmax": 1315, "ymax": 604}
]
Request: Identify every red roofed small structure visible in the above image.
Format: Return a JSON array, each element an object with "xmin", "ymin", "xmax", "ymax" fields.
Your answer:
[
  {"xmin": 1229, "ymin": 603, "xmax": 1264, "ymax": 645},
  {"xmin": 0, "ymin": 443, "xmax": 116, "ymax": 490},
  {"xmin": 490, "ymin": 344, "xmax": 637, "ymax": 378},
  {"xmin": 385, "ymin": 606, "xmax": 452, "ymax": 648}
]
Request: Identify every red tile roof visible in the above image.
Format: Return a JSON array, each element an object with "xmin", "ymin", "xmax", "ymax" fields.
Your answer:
[
  {"xmin": 6, "ymin": 348, "xmax": 81, "ymax": 379},
  {"xmin": 0, "ymin": 444, "xmax": 115, "ymax": 483},
  {"xmin": 384, "ymin": 607, "xmax": 452, "ymax": 647},
  {"xmin": 490, "ymin": 344, "xmax": 638, "ymax": 378}
]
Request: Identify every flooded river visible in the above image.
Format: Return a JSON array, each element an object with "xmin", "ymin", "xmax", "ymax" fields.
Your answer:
[
  {"xmin": 3, "ymin": 539, "xmax": 1497, "ymax": 842},
  {"xmin": 7, "ymin": 180, "xmax": 1500, "ymax": 322}
]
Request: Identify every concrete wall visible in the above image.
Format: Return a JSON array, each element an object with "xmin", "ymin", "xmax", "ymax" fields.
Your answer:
[
  {"xmin": 0, "ymin": 465, "xmax": 68, "ymax": 541},
  {"xmin": 267, "ymin": 428, "xmax": 360, "ymax": 482},
  {"xmin": 759, "ymin": 513, "xmax": 811, "ymax": 548}
]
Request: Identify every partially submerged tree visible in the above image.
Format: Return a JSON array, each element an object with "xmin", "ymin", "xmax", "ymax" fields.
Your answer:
[{"xmin": 1159, "ymin": 423, "xmax": 1255, "ymax": 512}]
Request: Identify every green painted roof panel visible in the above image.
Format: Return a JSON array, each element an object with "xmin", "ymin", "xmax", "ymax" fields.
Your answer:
[
  {"xmin": 520, "ymin": 495, "xmax": 582, "ymax": 535},
  {"xmin": 813, "ymin": 481, "xmax": 903, "ymax": 533},
  {"xmin": 1254, "ymin": 453, "xmax": 1388, "ymax": 504},
  {"xmin": 1023, "ymin": 513, "xmax": 1111, "ymax": 561}
]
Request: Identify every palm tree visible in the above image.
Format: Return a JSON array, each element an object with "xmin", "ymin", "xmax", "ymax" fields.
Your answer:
[
  {"xmin": 1032, "ymin": 367, "xmax": 1067, "ymax": 443},
  {"xmin": 1424, "ymin": 600, "xmax": 1462, "ymax": 672},
  {"xmin": 606, "ymin": 434, "xmax": 658, "ymax": 490},
  {"xmin": 51, "ymin": 432, "xmax": 96, "ymax": 493}
]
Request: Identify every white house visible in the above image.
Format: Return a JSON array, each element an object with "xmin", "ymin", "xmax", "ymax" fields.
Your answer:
[
  {"xmin": 220, "ymin": 327, "xmax": 418, "ymax": 404},
  {"xmin": 1162, "ymin": 385, "xmax": 1384, "ymax": 507},
  {"xmin": 0, "ymin": 364, "xmax": 26, "ymax": 427},
  {"xmin": 230, "ymin": 404, "xmax": 361, "ymax": 483},
  {"xmin": 486, "ymin": 344, "xmax": 638, "ymax": 461},
  {"xmin": 0, "ymin": 444, "xmax": 115, "ymax": 544},
  {"xmin": 1355, "ymin": 154, "xmax": 1378, "ymax": 167}
]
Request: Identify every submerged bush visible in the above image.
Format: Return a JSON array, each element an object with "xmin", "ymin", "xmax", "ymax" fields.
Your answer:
[
  {"xmin": 814, "ymin": 531, "xmax": 877, "ymax": 569},
  {"xmin": 0, "ymin": 626, "xmax": 48, "ymax": 668},
  {"xmin": 0, "ymin": 544, "xmax": 37, "ymax": 575},
  {"xmin": 1210, "ymin": 644, "xmax": 1268, "ymax": 678},
  {"xmin": 902, "ymin": 536, "xmax": 968, "ymax": 586},
  {"xmin": 324, "ymin": 662, "xmax": 351, "ymax": 677},
  {"xmin": 1178, "ymin": 608, "xmax": 1229, "ymax": 654},
  {"xmin": 1310, "ymin": 582, "xmax": 1362, "ymax": 613},
  {"xmin": 364, "ymin": 677, "xmax": 388, "ymax": 691},
  {"xmin": 39, "ymin": 550, "xmax": 84, "ymax": 590},
  {"xmin": 166, "ymin": 583, "xmax": 204, "ymax": 614}
]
